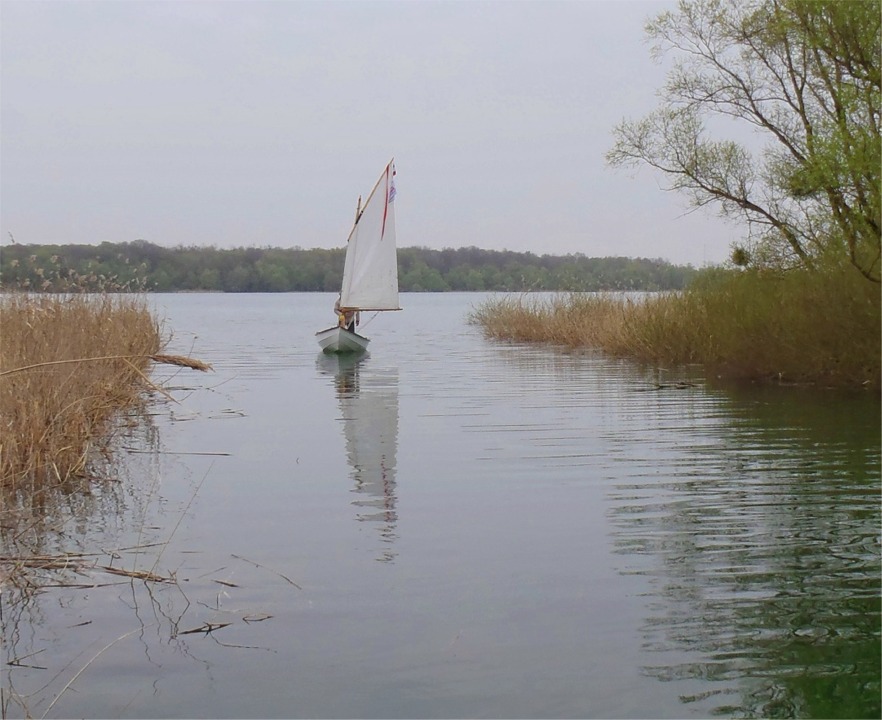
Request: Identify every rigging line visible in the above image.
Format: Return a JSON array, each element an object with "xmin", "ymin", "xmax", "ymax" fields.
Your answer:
[{"xmin": 359, "ymin": 311, "xmax": 381, "ymax": 329}]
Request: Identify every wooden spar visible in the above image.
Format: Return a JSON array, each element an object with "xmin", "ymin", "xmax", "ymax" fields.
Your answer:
[
  {"xmin": 344, "ymin": 157, "xmax": 393, "ymax": 244},
  {"xmin": 357, "ymin": 159, "xmax": 393, "ymax": 219}
]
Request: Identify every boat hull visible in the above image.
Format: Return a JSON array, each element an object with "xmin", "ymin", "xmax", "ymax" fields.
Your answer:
[{"xmin": 316, "ymin": 326, "xmax": 370, "ymax": 354}]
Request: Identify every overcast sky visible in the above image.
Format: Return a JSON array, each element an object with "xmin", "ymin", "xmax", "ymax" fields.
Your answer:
[{"xmin": 1, "ymin": 0, "xmax": 741, "ymax": 266}]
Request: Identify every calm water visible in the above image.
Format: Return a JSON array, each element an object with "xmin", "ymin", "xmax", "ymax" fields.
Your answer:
[{"xmin": 2, "ymin": 293, "xmax": 879, "ymax": 719}]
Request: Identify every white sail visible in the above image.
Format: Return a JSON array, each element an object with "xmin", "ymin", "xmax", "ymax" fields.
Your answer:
[{"xmin": 339, "ymin": 161, "xmax": 399, "ymax": 311}]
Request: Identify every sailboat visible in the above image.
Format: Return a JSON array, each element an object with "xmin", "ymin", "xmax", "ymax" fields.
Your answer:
[{"xmin": 316, "ymin": 160, "xmax": 400, "ymax": 353}]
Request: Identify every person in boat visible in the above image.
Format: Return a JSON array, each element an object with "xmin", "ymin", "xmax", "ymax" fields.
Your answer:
[{"xmin": 334, "ymin": 296, "xmax": 359, "ymax": 333}]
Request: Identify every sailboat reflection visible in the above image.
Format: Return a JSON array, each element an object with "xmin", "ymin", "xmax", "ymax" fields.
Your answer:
[{"xmin": 317, "ymin": 353, "xmax": 399, "ymax": 562}]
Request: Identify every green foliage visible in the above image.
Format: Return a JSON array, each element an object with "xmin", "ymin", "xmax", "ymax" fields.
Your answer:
[
  {"xmin": 671, "ymin": 264, "xmax": 881, "ymax": 386},
  {"xmin": 629, "ymin": 263, "xmax": 881, "ymax": 386},
  {"xmin": 608, "ymin": 0, "xmax": 881, "ymax": 282},
  {"xmin": 0, "ymin": 241, "xmax": 696, "ymax": 293},
  {"xmin": 731, "ymin": 246, "xmax": 751, "ymax": 267},
  {"xmin": 0, "ymin": 243, "xmax": 150, "ymax": 293}
]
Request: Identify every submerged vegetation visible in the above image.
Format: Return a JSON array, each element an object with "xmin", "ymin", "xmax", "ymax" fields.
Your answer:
[{"xmin": 471, "ymin": 266, "xmax": 880, "ymax": 389}]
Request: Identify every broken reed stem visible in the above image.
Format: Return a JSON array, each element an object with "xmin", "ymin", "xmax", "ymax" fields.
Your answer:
[
  {"xmin": 40, "ymin": 625, "xmax": 153, "ymax": 720},
  {"xmin": 123, "ymin": 357, "xmax": 178, "ymax": 405},
  {"xmin": 0, "ymin": 353, "xmax": 212, "ymax": 378},
  {"xmin": 149, "ymin": 354, "xmax": 213, "ymax": 372},
  {"xmin": 149, "ymin": 460, "xmax": 214, "ymax": 576},
  {"xmin": 0, "ymin": 555, "xmax": 175, "ymax": 583}
]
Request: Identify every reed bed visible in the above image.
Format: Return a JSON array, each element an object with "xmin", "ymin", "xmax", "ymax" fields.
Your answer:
[
  {"xmin": 469, "ymin": 292, "xmax": 638, "ymax": 351},
  {"xmin": 469, "ymin": 268, "xmax": 880, "ymax": 389},
  {"xmin": 0, "ymin": 292, "xmax": 209, "ymax": 493}
]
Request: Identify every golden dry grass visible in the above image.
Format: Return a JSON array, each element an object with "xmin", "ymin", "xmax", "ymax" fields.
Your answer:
[
  {"xmin": 0, "ymin": 293, "xmax": 173, "ymax": 491},
  {"xmin": 470, "ymin": 267, "xmax": 881, "ymax": 389},
  {"xmin": 469, "ymin": 292, "xmax": 658, "ymax": 357}
]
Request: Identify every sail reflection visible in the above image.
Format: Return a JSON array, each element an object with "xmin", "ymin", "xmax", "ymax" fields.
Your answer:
[{"xmin": 317, "ymin": 353, "xmax": 400, "ymax": 562}]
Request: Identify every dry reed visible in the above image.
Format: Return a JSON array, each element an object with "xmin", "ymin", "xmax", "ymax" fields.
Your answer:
[
  {"xmin": 0, "ymin": 292, "xmax": 209, "ymax": 492},
  {"xmin": 468, "ymin": 293, "xmax": 640, "ymax": 352},
  {"xmin": 470, "ymin": 267, "xmax": 881, "ymax": 389}
]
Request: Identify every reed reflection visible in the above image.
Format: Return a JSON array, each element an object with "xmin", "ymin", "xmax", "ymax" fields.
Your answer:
[
  {"xmin": 0, "ymin": 406, "xmax": 163, "ymax": 562},
  {"xmin": 0, "ymin": 409, "xmax": 193, "ymax": 719},
  {"xmin": 318, "ymin": 353, "xmax": 400, "ymax": 562},
  {"xmin": 608, "ymin": 384, "xmax": 881, "ymax": 719}
]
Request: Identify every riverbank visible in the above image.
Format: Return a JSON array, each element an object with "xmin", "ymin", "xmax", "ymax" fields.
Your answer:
[
  {"xmin": 0, "ymin": 293, "xmax": 209, "ymax": 492},
  {"xmin": 470, "ymin": 267, "xmax": 881, "ymax": 391}
]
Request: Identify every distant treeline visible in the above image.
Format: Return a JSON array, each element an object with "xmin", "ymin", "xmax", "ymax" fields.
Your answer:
[{"xmin": 0, "ymin": 241, "xmax": 696, "ymax": 293}]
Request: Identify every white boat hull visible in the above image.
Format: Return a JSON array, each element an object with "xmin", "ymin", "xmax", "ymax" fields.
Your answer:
[{"xmin": 316, "ymin": 326, "xmax": 370, "ymax": 354}]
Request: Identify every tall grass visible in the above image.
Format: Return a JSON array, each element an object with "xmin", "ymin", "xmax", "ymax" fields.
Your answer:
[
  {"xmin": 469, "ymin": 267, "xmax": 880, "ymax": 389},
  {"xmin": 0, "ymin": 293, "xmax": 164, "ymax": 491},
  {"xmin": 469, "ymin": 293, "xmax": 638, "ymax": 352}
]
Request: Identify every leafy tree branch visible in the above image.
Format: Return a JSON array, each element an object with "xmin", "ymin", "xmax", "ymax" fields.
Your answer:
[{"xmin": 608, "ymin": 0, "xmax": 880, "ymax": 281}]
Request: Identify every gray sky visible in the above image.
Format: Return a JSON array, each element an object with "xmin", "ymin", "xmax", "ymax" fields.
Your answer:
[{"xmin": 1, "ymin": 0, "xmax": 740, "ymax": 266}]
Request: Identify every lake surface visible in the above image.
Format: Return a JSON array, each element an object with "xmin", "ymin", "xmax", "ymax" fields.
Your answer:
[{"xmin": 2, "ymin": 292, "xmax": 879, "ymax": 719}]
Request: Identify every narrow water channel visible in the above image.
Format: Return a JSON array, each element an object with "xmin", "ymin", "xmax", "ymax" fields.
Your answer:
[{"xmin": 2, "ymin": 292, "xmax": 878, "ymax": 719}]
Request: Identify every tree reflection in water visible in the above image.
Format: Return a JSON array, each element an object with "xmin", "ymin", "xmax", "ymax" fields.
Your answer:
[{"xmin": 608, "ymin": 383, "xmax": 881, "ymax": 719}]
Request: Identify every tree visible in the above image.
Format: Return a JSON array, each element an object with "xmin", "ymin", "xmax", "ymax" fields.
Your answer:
[{"xmin": 607, "ymin": 0, "xmax": 881, "ymax": 282}]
